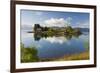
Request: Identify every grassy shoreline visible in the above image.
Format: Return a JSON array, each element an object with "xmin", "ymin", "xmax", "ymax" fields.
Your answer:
[
  {"xmin": 21, "ymin": 43, "xmax": 89, "ymax": 62},
  {"xmin": 55, "ymin": 51, "xmax": 89, "ymax": 61},
  {"xmin": 40, "ymin": 51, "xmax": 89, "ymax": 62}
]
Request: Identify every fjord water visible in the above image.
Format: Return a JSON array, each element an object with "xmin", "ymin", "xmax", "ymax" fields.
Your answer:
[{"xmin": 21, "ymin": 29, "xmax": 89, "ymax": 61}]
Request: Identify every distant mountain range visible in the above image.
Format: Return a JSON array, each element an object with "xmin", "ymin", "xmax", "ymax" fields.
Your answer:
[
  {"xmin": 21, "ymin": 25, "xmax": 33, "ymax": 30},
  {"xmin": 51, "ymin": 27, "xmax": 89, "ymax": 32},
  {"xmin": 78, "ymin": 28, "xmax": 89, "ymax": 32}
]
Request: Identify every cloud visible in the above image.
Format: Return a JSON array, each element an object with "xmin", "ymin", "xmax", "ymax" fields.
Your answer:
[
  {"xmin": 44, "ymin": 36, "xmax": 67, "ymax": 44},
  {"xmin": 66, "ymin": 17, "xmax": 72, "ymax": 25},
  {"xmin": 43, "ymin": 17, "xmax": 72, "ymax": 27},
  {"xmin": 75, "ymin": 22, "xmax": 89, "ymax": 28}
]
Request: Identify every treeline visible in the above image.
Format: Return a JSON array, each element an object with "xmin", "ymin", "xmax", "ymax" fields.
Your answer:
[{"xmin": 34, "ymin": 24, "xmax": 81, "ymax": 35}]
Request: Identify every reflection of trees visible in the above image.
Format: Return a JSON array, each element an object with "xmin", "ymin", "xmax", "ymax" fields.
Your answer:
[
  {"xmin": 33, "ymin": 32, "xmax": 81, "ymax": 41},
  {"xmin": 65, "ymin": 34, "xmax": 72, "ymax": 40}
]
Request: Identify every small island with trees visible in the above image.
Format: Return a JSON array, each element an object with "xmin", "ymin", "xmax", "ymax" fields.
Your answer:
[{"xmin": 29, "ymin": 24, "xmax": 82, "ymax": 39}]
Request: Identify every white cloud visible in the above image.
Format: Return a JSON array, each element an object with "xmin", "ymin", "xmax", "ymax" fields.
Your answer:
[
  {"xmin": 65, "ymin": 17, "xmax": 72, "ymax": 26},
  {"xmin": 75, "ymin": 22, "xmax": 89, "ymax": 28},
  {"xmin": 44, "ymin": 36, "xmax": 67, "ymax": 44},
  {"xmin": 43, "ymin": 17, "xmax": 72, "ymax": 27}
]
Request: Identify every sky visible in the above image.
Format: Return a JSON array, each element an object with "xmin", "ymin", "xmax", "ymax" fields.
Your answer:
[{"xmin": 21, "ymin": 9, "xmax": 90, "ymax": 29}]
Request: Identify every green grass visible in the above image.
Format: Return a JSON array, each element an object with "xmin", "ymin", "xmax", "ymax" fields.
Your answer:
[{"xmin": 21, "ymin": 43, "xmax": 39, "ymax": 63}]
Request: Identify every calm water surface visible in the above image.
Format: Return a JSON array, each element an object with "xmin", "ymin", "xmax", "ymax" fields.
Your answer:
[{"xmin": 21, "ymin": 29, "xmax": 89, "ymax": 60}]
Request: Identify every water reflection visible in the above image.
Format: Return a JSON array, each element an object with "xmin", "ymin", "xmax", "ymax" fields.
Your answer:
[
  {"xmin": 33, "ymin": 32, "xmax": 81, "ymax": 41},
  {"xmin": 21, "ymin": 30, "xmax": 89, "ymax": 62}
]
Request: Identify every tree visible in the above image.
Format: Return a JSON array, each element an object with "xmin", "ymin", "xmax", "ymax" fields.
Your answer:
[
  {"xmin": 66, "ymin": 26, "xmax": 73, "ymax": 34},
  {"xmin": 34, "ymin": 24, "xmax": 41, "ymax": 31},
  {"xmin": 44, "ymin": 27, "xmax": 48, "ymax": 31}
]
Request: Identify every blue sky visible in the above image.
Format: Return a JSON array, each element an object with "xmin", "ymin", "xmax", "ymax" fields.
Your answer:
[{"xmin": 21, "ymin": 10, "xmax": 90, "ymax": 29}]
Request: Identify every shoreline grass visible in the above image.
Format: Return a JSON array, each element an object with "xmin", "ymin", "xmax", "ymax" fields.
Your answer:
[
  {"xmin": 21, "ymin": 43, "xmax": 89, "ymax": 62},
  {"xmin": 40, "ymin": 51, "xmax": 89, "ymax": 61},
  {"xmin": 53, "ymin": 51, "xmax": 89, "ymax": 61}
]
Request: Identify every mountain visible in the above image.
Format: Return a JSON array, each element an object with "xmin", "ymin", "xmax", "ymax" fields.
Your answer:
[
  {"xmin": 73, "ymin": 28, "xmax": 89, "ymax": 32},
  {"xmin": 21, "ymin": 24, "xmax": 33, "ymax": 30}
]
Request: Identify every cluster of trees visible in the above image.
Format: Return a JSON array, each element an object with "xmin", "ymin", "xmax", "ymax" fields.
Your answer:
[
  {"xmin": 66, "ymin": 26, "xmax": 82, "ymax": 35},
  {"xmin": 34, "ymin": 24, "xmax": 49, "ymax": 31},
  {"xmin": 34, "ymin": 24, "xmax": 81, "ymax": 36}
]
